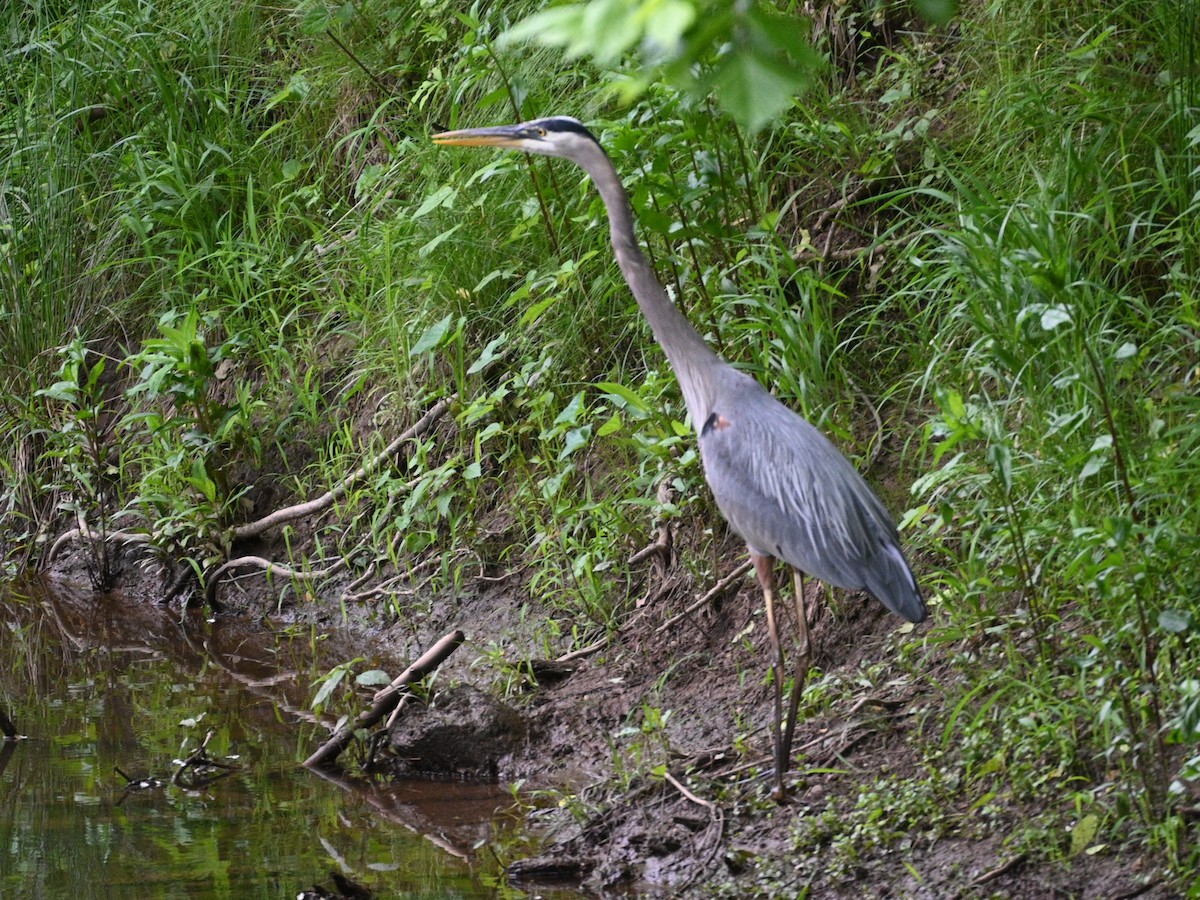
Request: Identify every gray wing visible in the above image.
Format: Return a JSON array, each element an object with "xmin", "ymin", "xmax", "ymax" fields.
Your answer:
[{"xmin": 697, "ymin": 379, "xmax": 925, "ymax": 623}]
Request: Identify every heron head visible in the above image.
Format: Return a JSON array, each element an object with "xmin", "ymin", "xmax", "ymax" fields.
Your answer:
[{"xmin": 432, "ymin": 116, "xmax": 600, "ymax": 160}]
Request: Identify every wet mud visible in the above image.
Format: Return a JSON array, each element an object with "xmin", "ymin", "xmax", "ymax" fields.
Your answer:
[{"xmin": 39, "ymin": 520, "xmax": 1185, "ymax": 899}]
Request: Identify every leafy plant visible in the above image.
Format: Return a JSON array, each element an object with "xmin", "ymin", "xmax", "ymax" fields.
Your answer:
[
  {"xmin": 502, "ymin": 0, "xmax": 824, "ymax": 132},
  {"xmin": 120, "ymin": 308, "xmax": 263, "ymax": 576},
  {"xmin": 35, "ymin": 338, "xmax": 124, "ymax": 590}
]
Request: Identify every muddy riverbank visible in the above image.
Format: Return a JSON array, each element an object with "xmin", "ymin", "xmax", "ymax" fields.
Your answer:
[{"xmin": 40, "ymin": 535, "xmax": 1184, "ymax": 898}]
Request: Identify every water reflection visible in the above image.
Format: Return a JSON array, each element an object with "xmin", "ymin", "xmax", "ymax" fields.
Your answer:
[{"xmin": 0, "ymin": 577, "xmax": 571, "ymax": 899}]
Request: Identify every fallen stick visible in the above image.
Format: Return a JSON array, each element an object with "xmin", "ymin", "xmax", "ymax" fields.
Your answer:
[
  {"xmin": 303, "ymin": 628, "xmax": 465, "ymax": 769},
  {"xmin": 204, "ymin": 555, "xmax": 348, "ymax": 607},
  {"xmin": 971, "ymin": 852, "xmax": 1028, "ymax": 886},
  {"xmin": 664, "ymin": 770, "xmax": 726, "ymax": 891},
  {"xmin": 232, "ymin": 396, "xmax": 452, "ymax": 541},
  {"xmin": 655, "ymin": 560, "xmax": 753, "ymax": 634}
]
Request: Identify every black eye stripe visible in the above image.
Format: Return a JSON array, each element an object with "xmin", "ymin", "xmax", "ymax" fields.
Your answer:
[{"xmin": 530, "ymin": 117, "xmax": 598, "ymax": 141}]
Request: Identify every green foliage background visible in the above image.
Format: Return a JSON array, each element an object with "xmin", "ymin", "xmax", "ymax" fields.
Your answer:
[{"xmin": 2, "ymin": 0, "xmax": 1198, "ymax": 889}]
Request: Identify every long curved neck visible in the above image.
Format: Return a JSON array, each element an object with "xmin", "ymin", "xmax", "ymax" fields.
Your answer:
[{"xmin": 572, "ymin": 142, "xmax": 721, "ymax": 428}]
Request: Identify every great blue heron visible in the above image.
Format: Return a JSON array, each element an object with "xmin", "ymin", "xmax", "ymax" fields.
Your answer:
[{"xmin": 433, "ymin": 116, "xmax": 927, "ymax": 797}]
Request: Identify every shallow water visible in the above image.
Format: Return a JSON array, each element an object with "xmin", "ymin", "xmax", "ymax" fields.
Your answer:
[{"xmin": 0, "ymin": 578, "xmax": 569, "ymax": 898}]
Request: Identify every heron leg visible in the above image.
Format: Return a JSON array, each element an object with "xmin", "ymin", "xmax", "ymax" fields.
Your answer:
[
  {"xmin": 781, "ymin": 569, "xmax": 815, "ymax": 773},
  {"xmin": 751, "ymin": 552, "xmax": 786, "ymax": 799}
]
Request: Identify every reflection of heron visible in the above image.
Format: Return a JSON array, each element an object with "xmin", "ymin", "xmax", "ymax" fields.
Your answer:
[{"xmin": 434, "ymin": 117, "xmax": 927, "ymax": 796}]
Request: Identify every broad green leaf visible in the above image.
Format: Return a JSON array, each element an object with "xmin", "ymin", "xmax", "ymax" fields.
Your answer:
[
  {"xmin": 520, "ymin": 293, "xmax": 559, "ymax": 326},
  {"xmin": 1040, "ymin": 305, "xmax": 1073, "ymax": 330},
  {"xmin": 355, "ymin": 669, "xmax": 392, "ymax": 687},
  {"xmin": 748, "ymin": 4, "xmax": 814, "ymax": 62},
  {"xmin": 502, "ymin": 0, "xmax": 819, "ymax": 131},
  {"xmin": 595, "ymin": 380, "xmax": 652, "ymax": 415},
  {"xmin": 1068, "ymin": 813, "xmax": 1100, "ymax": 857},
  {"xmin": 412, "ymin": 314, "xmax": 453, "ymax": 355},
  {"xmin": 942, "ymin": 388, "xmax": 967, "ymax": 421},
  {"xmin": 37, "ymin": 380, "xmax": 80, "ymax": 403},
  {"xmin": 414, "ymin": 184, "xmax": 457, "ymax": 218},
  {"xmin": 500, "ymin": 5, "xmax": 591, "ymax": 54},
  {"xmin": 1114, "ymin": 341, "xmax": 1137, "ymax": 360},
  {"xmin": 418, "ymin": 223, "xmax": 461, "ymax": 257},
  {"xmin": 1078, "ymin": 455, "xmax": 1104, "ymax": 482},
  {"xmin": 709, "ymin": 49, "xmax": 804, "ymax": 134},
  {"xmin": 554, "ymin": 391, "xmax": 587, "ymax": 427},
  {"xmin": 311, "ymin": 667, "xmax": 347, "ymax": 710},
  {"xmin": 475, "ymin": 421, "xmax": 506, "ymax": 447},
  {"xmin": 582, "ymin": 0, "xmax": 642, "ymax": 64},
  {"xmin": 559, "ymin": 425, "xmax": 592, "ymax": 460},
  {"xmin": 986, "ymin": 442, "xmax": 1012, "ymax": 492},
  {"xmin": 467, "ymin": 333, "xmax": 508, "ymax": 375},
  {"xmin": 1158, "ymin": 609, "xmax": 1193, "ymax": 633},
  {"xmin": 597, "ymin": 413, "xmax": 624, "ymax": 436},
  {"xmin": 300, "ymin": 6, "xmax": 333, "ymax": 35},
  {"xmin": 641, "ymin": 0, "xmax": 695, "ymax": 55}
]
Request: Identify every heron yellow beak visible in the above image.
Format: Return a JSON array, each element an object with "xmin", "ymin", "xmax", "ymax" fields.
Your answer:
[{"xmin": 431, "ymin": 125, "xmax": 527, "ymax": 148}]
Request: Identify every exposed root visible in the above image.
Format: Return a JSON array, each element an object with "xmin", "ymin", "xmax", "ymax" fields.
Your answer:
[
  {"xmin": 204, "ymin": 555, "xmax": 350, "ymax": 606},
  {"xmin": 629, "ymin": 479, "xmax": 675, "ymax": 565},
  {"xmin": 46, "ymin": 524, "xmax": 150, "ymax": 565},
  {"xmin": 232, "ymin": 396, "xmax": 451, "ymax": 541},
  {"xmin": 629, "ymin": 478, "xmax": 676, "ymax": 608},
  {"xmin": 809, "ymin": 181, "xmax": 872, "ymax": 237},
  {"xmin": 628, "ymin": 538, "xmax": 670, "ymax": 567},
  {"xmin": 204, "ymin": 397, "xmax": 453, "ymax": 607},
  {"xmin": 341, "ymin": 550, "xmax": 456, "ymax": 605}
]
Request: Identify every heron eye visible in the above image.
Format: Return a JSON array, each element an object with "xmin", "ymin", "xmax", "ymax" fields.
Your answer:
[{"xmin": 537, "ymin": 127, "xmax": 547, "ymax": 136}]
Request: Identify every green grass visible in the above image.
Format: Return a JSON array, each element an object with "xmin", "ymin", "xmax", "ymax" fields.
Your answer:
[{"xmin": 3, "ymin": 0, "xmax": 1199, "ymax": 889}]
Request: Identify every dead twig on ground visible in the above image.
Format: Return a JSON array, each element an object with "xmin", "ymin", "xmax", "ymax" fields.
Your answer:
[
  {"xmin": 970, "ymin": 852, "xmax": 1028, "ymax": 886},
  {"xmin": 233, "ymin": 397, "xmax": 451, "ymax": 541},
  {"xmin": 664, "ymin": 770, "xmax": 725, "ymax": 890},
  {"xmin": 793, "ymin": 233, "xmax": 915, "ymax": 265},
  {"xmin": 809, "ymin": 181, "xmax": 872, "ymax": 238},
  {"xmin": 655, "ymin": 560, "xmax": 754, "ymax": 634}
]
